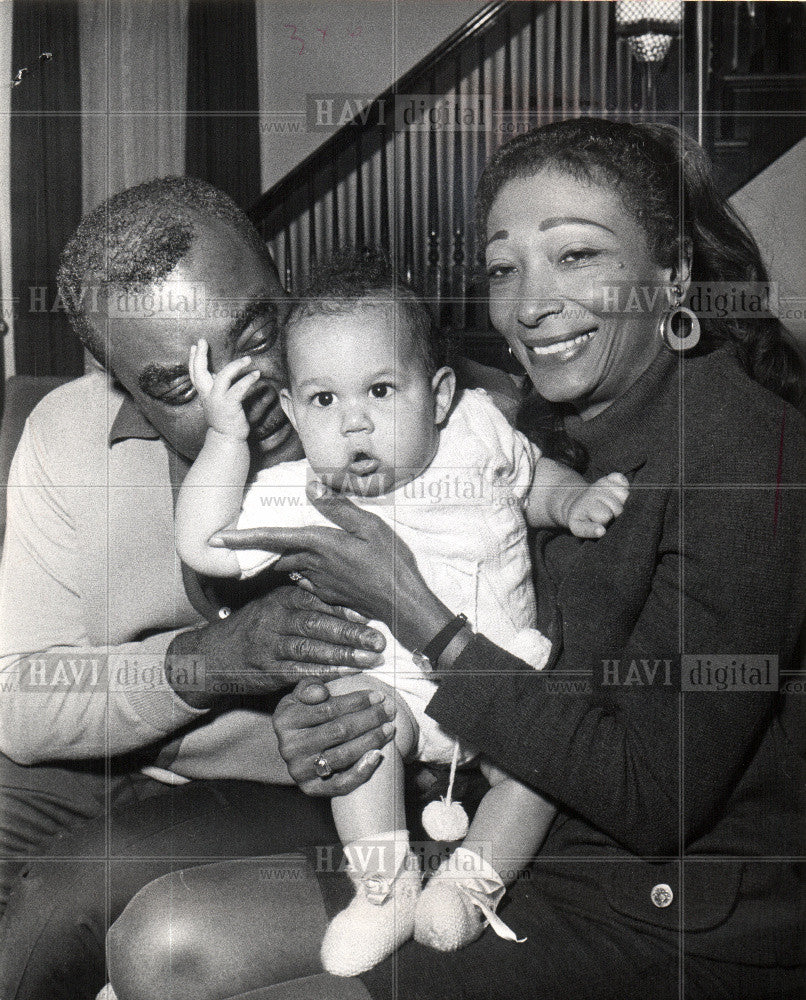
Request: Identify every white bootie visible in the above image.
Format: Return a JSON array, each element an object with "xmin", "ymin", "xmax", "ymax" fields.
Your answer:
[
  {"xmin": 321, "ymin": 830, "xmax": 421, "ymax": 977},
  {"xmin": 415, "ymin": 846, "xmax": 525, "ymax": 952}
]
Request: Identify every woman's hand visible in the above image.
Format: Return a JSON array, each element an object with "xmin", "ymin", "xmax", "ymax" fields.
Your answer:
[
  {"xmin": 213, "ymin": 488, "xmax": 454, "ymax": 651},
  {"xmin": 273, "ymin": 677, "xmax": 397, "ymax": 796}
]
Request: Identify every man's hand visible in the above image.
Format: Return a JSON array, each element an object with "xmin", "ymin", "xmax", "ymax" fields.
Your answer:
[
  {"xmin": 566, "ymin": 472, "xmax": 630, "ymax": 538},
  {"xmin": 189, "ymin": 338, "xmax": 259, "ymax": 441},
  {"xmin": 273, "ymin": 677, "xmax": 396, "ymax": 796},
  {"xmin": 166, "ymin": 586, "xmax": 386, "ymax": 710}
]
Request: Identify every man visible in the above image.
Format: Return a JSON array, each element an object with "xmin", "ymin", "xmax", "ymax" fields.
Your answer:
[{"xmin": 0, "ymin": 178, "xmax": 399, "ymax": 998}]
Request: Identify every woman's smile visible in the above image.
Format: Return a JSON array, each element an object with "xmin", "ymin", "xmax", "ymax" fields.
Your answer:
[
  {"xmin": 524, "ymin": 328, "xmax": 597, "ymax": 360},
  {"xmin": 486, "ymin": 169, "xmax": 678, "ymax": 419}
]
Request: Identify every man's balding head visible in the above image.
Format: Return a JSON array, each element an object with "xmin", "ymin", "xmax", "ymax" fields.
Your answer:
[{"xmin": 57, "ymin": 176, "xmax": 276, "ymax": 367}]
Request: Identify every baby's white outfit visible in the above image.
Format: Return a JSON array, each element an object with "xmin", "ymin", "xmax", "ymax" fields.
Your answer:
[{"xmin": 236, "ymin": 388, "xmax": 551, "ymax": 764}]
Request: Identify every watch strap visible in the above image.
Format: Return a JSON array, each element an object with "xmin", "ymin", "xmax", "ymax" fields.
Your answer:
[{"xmin": 413, "ymin": 613, "xmax": 469, "ymax": 671}]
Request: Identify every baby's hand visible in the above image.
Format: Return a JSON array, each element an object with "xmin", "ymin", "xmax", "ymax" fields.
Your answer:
[
  {"xmin": 566, "ymin": 472, "xmax": 629, "ymax": 539},
  {"xmin": 189, "ymin": 339, "xmax": 260, "ymax": 441}
]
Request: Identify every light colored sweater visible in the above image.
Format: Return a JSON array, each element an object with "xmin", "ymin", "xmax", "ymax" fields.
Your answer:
[{"xmin": 0, "ymin": 372, "xmax": 250, "ymax": 771}]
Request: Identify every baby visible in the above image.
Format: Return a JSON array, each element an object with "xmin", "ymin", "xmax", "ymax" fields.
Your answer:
[{"xmin": 175, "ymin": 253, "xmax": 628, "ymax": 977}]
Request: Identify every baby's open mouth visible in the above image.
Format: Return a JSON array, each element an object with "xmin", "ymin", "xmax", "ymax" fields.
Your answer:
[{"xmin": 348, "ymin": 451, "xmax": 380, "ymax": 476}]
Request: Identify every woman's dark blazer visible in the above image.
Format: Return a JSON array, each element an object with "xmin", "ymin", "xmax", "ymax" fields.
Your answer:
[{"xmin": 429, "ymin": 344, "xmax": 806, "ymax": 967}]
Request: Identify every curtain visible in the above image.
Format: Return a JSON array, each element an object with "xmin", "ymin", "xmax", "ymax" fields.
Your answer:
[
  {"xmin": 0, "ymin": 2, "xmax": 13, "ymax": 385},
  {"xmin": 10, "ymin": 0, "xmax": 84, "ymax": 378},
  {"xmin": 79, "ymin": 1, "xmax": 189, "ymax": 213},
  {"xmin": 186, "ymin": 0, "xmax": 260, "ymax": 208}
]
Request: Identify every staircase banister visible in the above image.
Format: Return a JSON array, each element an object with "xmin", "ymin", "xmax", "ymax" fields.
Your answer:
[{"xmin": 249, "ymin": 0, "xmax": 523, "ymax": 223}]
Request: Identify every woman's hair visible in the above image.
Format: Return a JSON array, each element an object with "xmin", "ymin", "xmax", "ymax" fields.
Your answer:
[
  {"xmin": 476, "ymin": 118, "xmax": 803, "ymax": 464},
  {"xmin": 283, "ymin": 247, "xmax": 447, "ymax": 378}
]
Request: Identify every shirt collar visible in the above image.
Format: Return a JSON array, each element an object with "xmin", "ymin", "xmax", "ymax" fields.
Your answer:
[{"xmin": 109, "ymin": 392, "xmax": 161, "ymax": 446}]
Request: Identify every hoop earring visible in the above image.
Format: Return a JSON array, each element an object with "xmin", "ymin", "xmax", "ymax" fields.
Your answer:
[{"xmin": 658, "ymin": 304, "xmax": 701, "ymax": 353}]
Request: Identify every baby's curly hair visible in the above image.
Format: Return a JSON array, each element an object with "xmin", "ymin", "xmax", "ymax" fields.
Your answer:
[
  {"xmin": 284, "ymin": 248, "xmax": 447, "ymax": 378},
  {"xmin": 57, "ymin": 176, "xmax": 275, "ymax": 367}
]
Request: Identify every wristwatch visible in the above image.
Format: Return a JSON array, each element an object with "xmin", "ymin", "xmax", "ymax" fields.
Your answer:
[{"xmin": 412, "ymin": 613, "xmax": 470, "ymax": 673}]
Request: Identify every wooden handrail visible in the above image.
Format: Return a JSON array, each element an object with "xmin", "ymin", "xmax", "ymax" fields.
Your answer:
[
  {"xmin": 248, "ymin": 0, "xmax": 517, "ymax": 221},
  {"xmin": 247, "ymin": 0, "xmax": 803, "ymax": 355}
]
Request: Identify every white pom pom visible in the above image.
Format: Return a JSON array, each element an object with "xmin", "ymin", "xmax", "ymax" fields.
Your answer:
[{"xmin": 422, "ymin": 797, "xmax": 469, "ymax": 841}]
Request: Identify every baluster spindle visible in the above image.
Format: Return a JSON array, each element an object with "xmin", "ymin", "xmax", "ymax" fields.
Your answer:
[
  {"xmin": 379, "ymin": 124, "xmax": 390, "ymax": 255},
  {"xmin": 307, "ymin": 178, "xmax": 317, "ymax": 278},
  {"xmin": 283, "ymin": 222, "xmax": 293, "ymax": 294},
  {"xmin": 427, "ymin": 229, "xmax": 440, "ymax": 316},
  {"xmin": 331, "ymin": 156, "xmax": 339, "ymax": 252},
  {"xmin": 474, "ymin": 36, "xmax": 488, "ymax": 317},
  {"xmin": 476, "ymin": 38, "xmax": 492, "ymax": 186},
  {"xmin": 452, "ymin": 55, "xmax": 465, "ymax": 332},
  {"xmin": 502, "ymin": 8, "xmax": 513, "ymax": 135},
  {"xmin": 403, "ymin": 128, "xmax": 414, "ymax": 285},
  {"xmin": 616, "ymin": 34, "xmax": 625, "ymax": 113},
  {"xmin": 354, "ymin": 131, "xmax": 365, "ymax": 251},
  {"xmin": 427, "ymin": 71, "xmax": 441, "ymax": 316},
  {"xmin": 546, "ymin": 3, "xmax": 556, "ymax": 119},
  {"xmin": 625, "ymin": 34, "xmax": 633, "ymax": 110},
  {"xmin": 731, "ymin": 4, "xmax": 741, "ymax": 71},
  {"xmin": 598, "ymin": 3, "xmax": 609, "ymax": 115},
  {"xmin": 571, "ymin": 4, "xmax": 582, "ymax": 117},
  {"xmin": 452, "ymin": 228, "xmax": 467, "ymax": 333},
  {"xmin": 529, "ymin": 9, "xmax": 538, "ymax": 123}
]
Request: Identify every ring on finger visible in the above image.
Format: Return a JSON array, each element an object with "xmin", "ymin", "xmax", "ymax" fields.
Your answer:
[{"xmin": 314, "ymin": 755, "xmax": 334, "ymax": 779}]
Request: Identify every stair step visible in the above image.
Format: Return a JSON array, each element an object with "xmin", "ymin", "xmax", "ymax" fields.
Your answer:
[{"xmin": 719, "ymin": 73, "xmax": 806, "ymax": 112}]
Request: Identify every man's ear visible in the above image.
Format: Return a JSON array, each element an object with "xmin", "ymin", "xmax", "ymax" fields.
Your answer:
[
  {"xmin": 431, "ymin": 366, "xmax": 456, "ymax": 426},
  {"xmin": 279, "ymin": 388, "xmax": 299, "ymax": 432}
]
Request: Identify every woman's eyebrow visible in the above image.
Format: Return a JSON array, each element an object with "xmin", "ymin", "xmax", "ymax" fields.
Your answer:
[
  {"xmin": 538, "ymin": 216, "xmax": 615, "ymax": 234},
  {"xmin": 485, "ymin": 217, "xmax": 615, "ymax": 251},
  {"xmin": 485, "ymin": 230, "xmax": 509, "ymax": 250}
]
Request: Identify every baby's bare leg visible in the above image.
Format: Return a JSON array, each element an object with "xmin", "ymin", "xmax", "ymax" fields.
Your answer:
[
  {"xmin": 324, "ymin": 675, "xmax": 418, "ymax": 844},
  {"xmin": 414, "ymin": 759, "xmax": 555, "ymax": 952},
  {"xmin": 473, "ymin": 760, "xmax": 556, "ymax": 884},
  {"xmin": 319, "ymin": 676, "xmax": 422, "ymax": 977}
]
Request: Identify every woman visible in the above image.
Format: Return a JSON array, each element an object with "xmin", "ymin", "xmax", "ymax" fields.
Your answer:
[{"xmin": 105, "ymin": 119, "xmax": 805, "ymax": 1000}]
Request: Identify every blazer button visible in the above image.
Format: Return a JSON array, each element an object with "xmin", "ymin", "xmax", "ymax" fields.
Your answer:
[
  {"xmin": 651, "ymin": 883, "xmax": 674, "ymax": 908},
  {"xmin": 218, "ymin": 606, "xmax": 232, "ymax": 619}
]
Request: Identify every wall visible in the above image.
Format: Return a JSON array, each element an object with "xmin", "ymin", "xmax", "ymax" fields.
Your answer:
[
  {"xmin": 255, "ymin": 0, "xmax": 488, "ymax": 190},
  {"xmin": 731, "ymin": 138, "xmax": 806, "ymax": 349}
]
